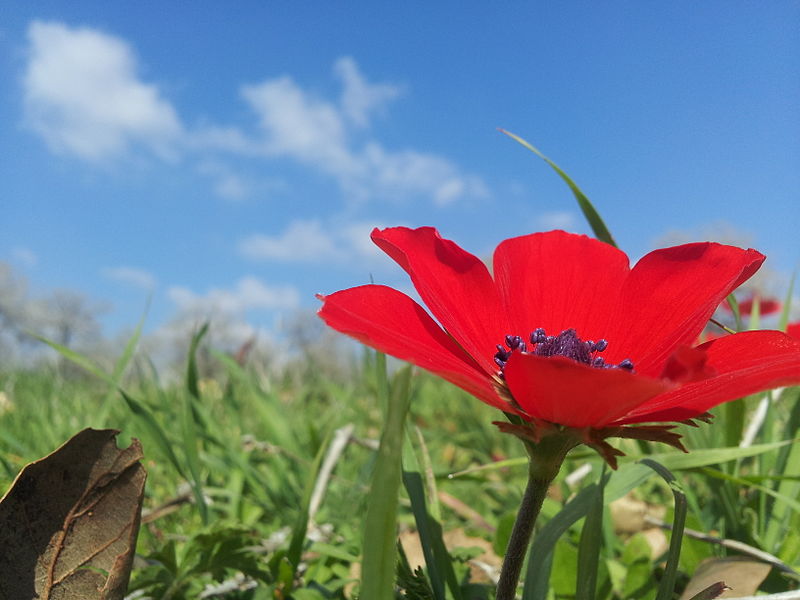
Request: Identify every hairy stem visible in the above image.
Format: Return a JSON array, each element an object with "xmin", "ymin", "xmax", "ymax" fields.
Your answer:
[
  {"xmin": 495, "ymin": 430, "xmax": 573, "ymax": 599},
  {"xmin": 495, "ymin": 473, "xmax": 553, "ymax": 600}
]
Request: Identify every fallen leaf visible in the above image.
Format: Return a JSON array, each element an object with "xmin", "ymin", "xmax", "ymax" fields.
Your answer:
[
  {"xmin": 399, "ymin": 527, "xmax": 502, "ymax": 584},
  {"xmin": 680, "ymin": 557, "xmax": 771, "ymax": 599},
  {"xmin": 0, "ymin": 428, "xmax": 146, "ymax": 600},
  {"xmin": 610, "ymin": 494, "xmax": 665, "ymax": 534}
]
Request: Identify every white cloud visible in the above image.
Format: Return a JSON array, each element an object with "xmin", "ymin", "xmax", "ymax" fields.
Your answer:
[
  {"xmin": 21, "ymin": 21, "xmax": 485, "ymax": 205},
  {"xmin": 23, "ymin": 21, "xmax": 182, "ymax": 162},
  {"xmin": 168, "ymin": 276, "xmax": 300, "ymax": 314},
  {"xmin": 337, "ymin": 221, "xmax": 388, "ymax": 261},
  {"xmin": 11, "ymin": 247, "xmax": 38, "ymax": 268},
  {"xmin": 196, "ymin": 161, "xmax": 251, "ymax": 200},
  {"xmin": 102, "ymin": 266, "xmax": 156, "ymax": 290},
  {"xmin": 238, "ymin": 219, "xmax": 385, "ymax": 264},
  {"xmin": 239, "ymin": 220, "xmax": 341, "ymax": 262},
  {"xmin": 535, "ymin": 211, "xmax": 577, "ymax": 230},
  {"xmin": 334, "ymin": 56, "xmax": 401, "ymax": 128},
  {"xmin": 361, "ymin": 143, "xmax": 489, "ymax": 206},
  {"xmin": 242, "ymin": 77, "xmax": 355, "ymax": 173},
  {"xmin": 240, "ymin": 64, "xmax": 487, "ymax": 205}
]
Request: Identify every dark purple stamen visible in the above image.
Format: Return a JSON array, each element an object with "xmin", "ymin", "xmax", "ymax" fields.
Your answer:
[
  {"xmin": 494, "ymin": 327, "xmax": 634, "ymax": 377},
  {"xmin": 618, "ymin": 358, "xmax": 634, "ymax": 371}
]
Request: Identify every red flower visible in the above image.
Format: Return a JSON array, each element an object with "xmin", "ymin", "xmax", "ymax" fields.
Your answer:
[
  {"xmin": 788, "ymin": 322, "xmax": 800, "ymax": 341},
  {"xmin": 318, "ymin": 228, "xmax": 800, "ymax": 460},
  {"xmin": 722, "ymin": 294, "xmax": 782, "ymax": 316}
]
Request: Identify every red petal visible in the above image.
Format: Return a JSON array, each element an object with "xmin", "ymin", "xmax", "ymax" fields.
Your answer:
[
  {"xmin": 617, "ymin": 330, "xmax": 800, "ymax": 424},
  {"xmin": 493, "ymin": 231, "xmax": 630, "ymax": 342},
  {"xmin": 787, "ymin": 322, "xmax": 800, "ymax": 341},
  {"xmin": 503, "ymin": 353, "xmax": 670, "ymax": 428},
  {"xmin": 371, "ymin": 227, "xmax": 509, "ymax": 374},
  {"xmin": 660, "ymin": 345, "xmax": 716, "ymax": 383},
  {"xmin": 317, "ymin": 285, "xmax": 508, "ymax": 411},
  {"xmin": 603, "ymin": 243, "xmax": 765, "ymax": 376}
]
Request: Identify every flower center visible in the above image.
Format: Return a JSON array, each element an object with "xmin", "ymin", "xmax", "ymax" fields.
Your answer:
[{"xmin": 493, "ymin": 327, "xmax": 634, "ymax": 376}]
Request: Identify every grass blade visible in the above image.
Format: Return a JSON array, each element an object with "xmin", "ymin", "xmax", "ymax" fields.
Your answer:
[
  {"xmin": 639, "ymin": 459, "xmax": 687, "ymax": 600},
  {"xmin": 283, "ymin": 427, "xmax": 335, "ymax": 595},
  {"xmin": 119, "ymin": 389, "xmax": 186, "ymax": 479},
  {"xmin": 403, "ymin": 428, "xmax": 461, "ymax": 600},
  {"xmin": 697, "ymin": 466, "xmax": 800, "ymax": 513},
  {"xmin": 31, "ymin": 332, "xmax": 189, "ymax": 484},
  {"xmin": 414, "ymin": 426, "xmax": 441, "ymax": 522},
  {"xmin": 748, "ymin": 296, "xmax": 762, "ymax": 330},
  {"xmin": 402, "ymin": 471, "xmax": 463, "ymax": 600},
  {"xmin": 575, "ymin": 470, "xmax": 607, "ymax": 600},
  {"xmin": 186, "ymin": 322, "xmax": 210, "ymax": 400},
  {"xmin": 97, "ymin": 310, "xmax": 148, "ymax": 424},
  {"xmin": 360, "ymin": 364, "xmax": 413, "ymax": 600},
  {"xmin": 722, "ymin": 398, "xmax": 747, "ymax": 452},
  {"xmin": 627, "ymin": 440, "xmax": 793, "ymax": 471},
  {"xmin": 31, "ymin": 334, "xmax": 111, "ymax": 383},
  {"xmin": 523, "ymin": 482, "xmax": 600, "ymax": 600},
  {"xmin": 725, "ymin": 294, "xmax": 743, "ymax": 332},
  {"xmin": 182, "ymin": 324, "xmax": 210, "ymax": 524},
  {"xmin": 498, "ymin": 128, "xmax": 617, "ymax": 247},
  {"xmin": 778, "ymin": 273, "xmax": 796, "ymax": 332},
  {"xmin": 523, "ymin": 463, "xmax": 656, "ymax": 600},
  {"xmin": 108, "ymin": 304, "xmax": 148, "ymax": 388}
]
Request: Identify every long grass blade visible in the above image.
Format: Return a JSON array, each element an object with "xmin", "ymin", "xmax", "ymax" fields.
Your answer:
[
  {"xmin": 32, "ymin": 332, "xmax": 189, "ymax": 483},
  {"xmin": 403, "ymin": 432, "xmax": 463, "ymax": 600},
  {"xmin": 523, "ymin": 481, "xmax": 600, "ymax": 600},
  {"xmin": 31, "ymin": 334, "xmax": 110, "ymax": 383},
  {"xmin": 414, "ymin": 426, "xmax": 441, "ymax": 522},
  {"xmin": 778, "ymin": 273, "xmax": 796, "ymax": 332},
  {"xmin": 182, "ymin": 324, "xmax": 210, "ymax": 524},
  {"xmin": 186, "ymin": 322, "xmax": 210, "ymax": 400},
  {"xmin": 630, "ymin": 440, "xmax": 792, "ymax": 471},
  {"xmin": 119, "ymin": 389, "xmax": 185, "ymax": 479},
  {"xmin": 765, "ymin": 390, "xmax": 800, "ymax": 549},
  {"xmin": 283, "ymin": 427, "xmax": 335, "ymax": 595},
  {"xmin": 108, "ymin": 303, "xmax": 148, "ymax": 388},
  {"xmin": 360, "ymin": 364, "xmax": 413, "ymax": 600},
  {"xmin": 726, "ymin": 294, "xmax": 743, "ymax": 332},
  {"xmin": 402, "ymin": 471, "xmax": 463, "ymax": 600},
  {"xmin": 451, "ymin": 440, "xmax": 790, "ymax": 481},
  {"xmin": 498, "ymin": 128, "xmax": 617, "ymax": 247},
  {"xmin": 97, "ymin": 309, "xmax": 148, "ymax": 423},
  {"xmin": 575, "ymin": 470, "xmax": 607, "ymax": 600},
  {"xmin": 639, "ymin": 459, "xmax": 687, "ymax": 600}
]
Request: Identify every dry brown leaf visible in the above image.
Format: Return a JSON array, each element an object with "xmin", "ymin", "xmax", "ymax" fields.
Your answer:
[
  {"xmin": 0, "ymin": 428, "xmax": 146, "ymax": 600},
  {"xmin": 680, "ymin": 557, "xmax": 771, "ymax": 599},
  {"xmin": 609, "ymin": 494, "xmax": 665, "ymax": 534},
  {"xmin": 399, "ymin": 527, "xmax": 502, "ymax": 584}
]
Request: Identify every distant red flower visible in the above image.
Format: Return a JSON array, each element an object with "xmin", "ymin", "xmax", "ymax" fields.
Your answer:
[
  {"xmin": 318, "ymin": 228, "xmax": 800, "ymax": 461},
  {"xmin": 722, "ymin": 294, "xmax": 782, "ymax": 316}
]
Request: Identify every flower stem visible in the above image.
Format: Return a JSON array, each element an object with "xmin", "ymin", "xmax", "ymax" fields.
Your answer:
[
  {"xmin": 495, "ymin": 472, "xmax": 553, "ymax": 600},
  {"xmin": 495, "ymin": 431, "xmax": 574, "ymax": 600}
]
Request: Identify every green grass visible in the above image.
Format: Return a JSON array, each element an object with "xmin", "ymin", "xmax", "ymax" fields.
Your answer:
[{"xmin": 1, "ymin": 339, "xmax": 798, "ymax": 599}]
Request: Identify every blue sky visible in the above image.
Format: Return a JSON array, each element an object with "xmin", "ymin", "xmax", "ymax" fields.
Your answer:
[{"xmin": 1, "ymin": 3, "xmax": 799, "ymax": 347}]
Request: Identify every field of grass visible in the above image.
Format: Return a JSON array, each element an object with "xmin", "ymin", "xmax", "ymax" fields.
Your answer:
[{"xmin": 1, "ymin": 323, "xmax": 799, "ymax": 599}]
